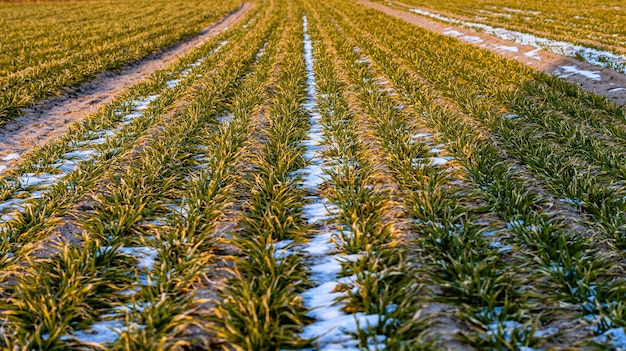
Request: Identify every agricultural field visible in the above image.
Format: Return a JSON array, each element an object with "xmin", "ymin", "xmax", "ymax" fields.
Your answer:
[
  {"xmin": 372, "ymin": 0, "xmax": 626, "ymax": 73},
  {"xmin": 0, "ymin": 0, "xmax": 240, "ymax": 122},
  {"xmin": 0, "ymin": 0, "xmax": 625, "ymax": 350}
]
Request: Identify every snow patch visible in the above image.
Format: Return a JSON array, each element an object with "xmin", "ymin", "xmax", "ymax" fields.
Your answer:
[
  {"xmin": 70, "ymin": 319, "xmax": 126, "ymax": 344},
  {"xmin": 523, "ymin": 48, "xmax": 542, "ymax": 60},
  {"xmin": 554, "ymin": 65, "xmax": 601, "ymax": 81},
  {"xmin": 594, "ymin": 328, "xmax": 626, "ymax": 349},
  {"xmin": 461, "ymin": 35, "xmax": 484, "ymax": 44},
  {"xmin": 2, "ymin": 153, "xmax": 19, "ymax": 161},
  {"xmin": 442, "ymin": 29, "xmax": 463, "ymax": 37},
  {"xmin": 493, "ymin": 44, "xmax": 519, "ymax": 52},
  {"xmin": 117, "ymin": 246, "xmax": 158, "ymax": 270}
]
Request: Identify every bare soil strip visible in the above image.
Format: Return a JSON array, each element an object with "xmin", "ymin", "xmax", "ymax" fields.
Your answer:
[
  {"xmin": 359, "ymin": 0, "xmax": 626, "ymax": 106},
  {"xmin": 0, "ymin": 2, "xmax": 254, "ymax": 166}
]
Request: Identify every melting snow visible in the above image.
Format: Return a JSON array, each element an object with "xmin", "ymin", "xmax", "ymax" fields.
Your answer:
[
  {"xmin": 442, "ymin": 29, "xmax": 462, "ymax": 36},
  {"xmin": 523, "ymin": 48, "xmax": 542, "ymax": 60},
  {"xmin": 493, "ymin": 44, "xmax": 519, "ymax": 52},
  {"xmin": 2, "ymin": 153, "xmax": 19, "ymax": 161},
  {"xmin": 554, "ymin": 65, "xmax": 602, "ymax": 81},
  {"xmin": 460, "ymin": 35, "xmax": 484, "ymax": 44},
  {"xmin": 594, "ymin": 328, "xmax": 626, "ymax": 349},
  {"xmin": 166, "ymin": 79, "xmax": 181, "ymax": 88},
  {"xmin": 430, "ymin": 157, "xmax": 451, "ymax": 166},
  {"xmin": 409, "ymin": 8, "xmax": 626, "ymax": 73},
  {"xmin": 133, "ymin": 95, "xmax": 158, "ymax": 111},
  {"xmin": 117, "ymin": 246, "xmax": 158, "ymax": 270},
  {"xmin": 70, "ymin": 318, "xmax": 126, "ymax": 344}
]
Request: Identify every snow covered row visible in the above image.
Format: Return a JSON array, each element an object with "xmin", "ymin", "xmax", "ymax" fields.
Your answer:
[{"xmin": 298, "ymin": 15, "xmax": 382, "ymax": 350}]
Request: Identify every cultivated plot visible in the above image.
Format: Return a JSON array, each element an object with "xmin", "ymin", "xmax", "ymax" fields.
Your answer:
[{"xmin": 0, "ymin": 0, "xmax": 625, "ymax": 350}]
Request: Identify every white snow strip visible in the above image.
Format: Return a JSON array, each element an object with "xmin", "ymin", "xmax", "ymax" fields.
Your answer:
[
  {"xmin": 554, "ymin": 65, "xmax": 602, "ymax": 81},
  {"xmin": 217, "ymin": 113, "xmax": 234, "ymax": 125},
  {"xmin": 409, "ymin": 8, "xmax": 626, "ymax": 73},
  {"xmin": 430, "ymin": 157, "xmax": 451, "ymax": 166},
  {"xmin": 133, "ymin": 95, "xmax": 158, "ymax": 111},
  {"xmin": 70, "ymin": 318, "xmax": 126, "ymax": 344},
  {"xmin": 442, "ymin": 29, "xmax": 462, "ymax": 37},
  {"xmin": 257, "ymin": 42, "xmax": 269, "ymax": 59},
  {"xmin": 18, "ymin": 173, "xmax": 62, "ymax": 188},
  {"xmin": 460, "ymin": 35, "xmax": 484, "ymax": 44},
  {"xmin": 75, "ymin": 137, "xmax": 108, "ymax": 147},
  {"xmin": 489, "ymin": 241, "xmax": 512, "ymax": 253},
  {"xmin": 274, "ymin": 240, "xmax": 295, "ymax": 259},
  {"xmin": 2, "ymin": 153, "xmax": 19, "ymax": 161},
  {"xmin": 64, "ymin": 149, "xmax": 98, "ymax": 160},
  {"xmin": 166, "ymin": 79, "xmax": 181, "ymax": 88},
  {"xmin": 299, "ymin": 16, "xmax": 379, "ymax": 350},
  {"xmin": 411, "ymin": 132, "xmax": 431, "ymax": 139},
  {"xmin": 594, "ymin": 328, "xmax": 626, "ymax": 349},
  {"xmin": 117, "ymin": 246, "xmax": 158, "ymax": 270},
  {"xmin": 0, "ymin": 198, "xmax": 26, "ymax": 213},
  {"xmin": 523, "ymin": 48, "xmax": 542, "ymax": 60},
  {"xmin": 412, "ymin": 156, "xmax": 453, "ymax": 166},
  {"xmin": 493, "ymin": 44, "xmax": 519, "ymax": 52},
  {"xmin": 609, "ymin": 87, "xmax": 626, "ymax": 92}
]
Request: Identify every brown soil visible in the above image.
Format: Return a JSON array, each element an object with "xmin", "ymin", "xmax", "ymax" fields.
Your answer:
[
  {"xmin": 0, "ymin": 2, "xmax": 254, "ymax": 171},
  {"xmin": 358, "ymin": 0, "xmax": 626, "ymax": 107}
]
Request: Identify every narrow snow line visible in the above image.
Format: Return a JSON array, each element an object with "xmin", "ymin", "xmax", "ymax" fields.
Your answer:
[
  {"xmin": 410, "ymin": 8, "xmax": 626, "ymax": 74},
  {"xmin": 298, "ymin": 16, "xmax": 379, "ymax": 350},
  {"xmin": 554, "ymin": 65, "xmax": 601, "ymax": 81}
]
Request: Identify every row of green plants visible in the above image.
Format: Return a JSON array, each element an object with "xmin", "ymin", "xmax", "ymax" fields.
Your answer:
[
  {"xmin": 0, "ymin": 0, "xmax": 241, "ymax": 122},
  {"xmin": 0, "ymin": 3, "xmax": 279, "ymax": 349},
  {"xmin": 212, "ymin": 3, "xmax": 315, "ymax": 349},
  {"xmin": 313, "ymin": 5, "xmax": 534, "ymax": 349}
]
